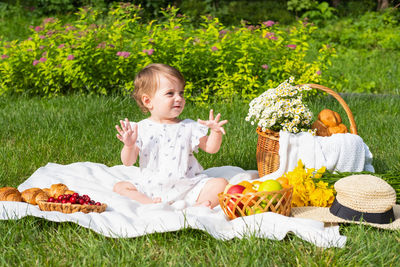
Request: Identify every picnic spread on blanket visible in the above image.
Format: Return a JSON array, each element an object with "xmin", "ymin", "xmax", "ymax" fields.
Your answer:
[{"xmin": 1, "ymin": 80, "xmax": 397, "ymax": 249}]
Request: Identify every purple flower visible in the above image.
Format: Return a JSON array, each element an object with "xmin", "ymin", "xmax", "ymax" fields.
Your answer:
[
  {"xmin": 33, "ymin": 60, "xmax": 39, "ymax": 66},
  {"xmin": 58, "ymin": 44, "xmax": 65, "ymax": 49},
  {"xmin": 263, "ymin": 20, "xmax": 275, "ymax": 27},
  {"xmin": 39, "ymin": 45, "xmax": 45, "ymax": 50},
  {"xmin": 1, "ymin": 55, "xmax": 9, "ymax": 59},
  {"xmin": 146, "ymin": 48, "xmax": 154, "ymax": 55},
  {"xmin": 43, "ymin": 17, "xmax": 56, "ymax": 24},
  {"xmin": 35, "ymin": 26, "xmax": 43, "ymax": 32},
  {"xmin": 211, "ymin": 46, "xmax": 218, "ymax": 51},
  {"xmin": 96, "ymin": 42, "xmax": 106, "ymax": 49},
  {"xmin": 26, "ymin": 49, "xmax": 33, "ymax": 52},
  {"xmin": 219, "ymin": 30, "xmax": 227, "ymax": 37},
  {"xmin": 65, "ymin": 26, "xmax": 76, "ymax": 32},
  {"xmin": 39, "ymin": 57, "xmax": 47, "ymax": 62},
  {"xmin": 142, "ymin": 49, "xmax": 154, "ymax": 56},
  {"xmin": 67, "ymin": 54, "xmax": 74, "ymax": 60},
  {"xmin": 46, "ymin": 30, "xmax": 55, "ymax": 37},
  {"xmin": 117, "ymin": 51, "xmax": 130, "ymax": 58},
  {"xmin": 262, "ymin": 64, "xmax": 269, "ymax": 70},
  {"xmin": 264, "ymin": 32, "xmax": 277, "ymax": 40},
  {"xmin": 174, "ymin": 26, "xmax": 180, "ymax": 29},
  {"xmin": 316, "ymin": 70, "xmax": 322, "ymax": 75},
  {"xmin": 108, "ymin": 44, "xmax": 115, "ymax": 48},
  {"xmin": 39, "ymin": 35, "xmax": 46, "ymax": 39},
  {"xmin": 27, "ymin": 37, "xmax": 33, "ymax": 41},
  {"xmin": 287, "ymin": 44, "xmax": 297, "ymax": 49}
]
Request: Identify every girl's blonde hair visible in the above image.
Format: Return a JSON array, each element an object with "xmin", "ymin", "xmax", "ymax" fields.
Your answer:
[{"xmin": 133, "ymin": 63, "xmax": 185, "ymax": 112}]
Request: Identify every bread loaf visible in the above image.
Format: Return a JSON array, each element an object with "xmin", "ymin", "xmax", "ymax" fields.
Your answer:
[
  {"xmin": 0, "ymin": 187, "xmax": 22, "ymax": 202},
  {"xmin": 313, "ymin": 109, "xmax": 348, "ymax": 136},
  {"xmin": 311, "ymin": 120, "xmax": 330, "ymax": 137},
  {"xmin": 318, "ymin": 109, "xmax": 342, "ymax": 127},
  {"xmin": 21, "ymin": 188, "xmax": 49, "ymax": 205}
]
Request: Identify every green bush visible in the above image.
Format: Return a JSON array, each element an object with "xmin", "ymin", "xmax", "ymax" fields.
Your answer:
[
  {"xmin": 312, "ymin": 8, "xmax": 400, "ymax": 50},
  {"xmin": 0, "ymin": 3, "xmax": 335, "ymax": 102}
]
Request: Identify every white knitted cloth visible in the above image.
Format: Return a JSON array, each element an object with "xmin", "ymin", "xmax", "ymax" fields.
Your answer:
[{"xmin": 259, "ymin": 131, "xmax": 374, "ymax": 180}]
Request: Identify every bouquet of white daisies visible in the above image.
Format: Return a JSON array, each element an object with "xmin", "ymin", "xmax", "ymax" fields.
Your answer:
[{"xmin": 245, "ymin": 77, "xmax": 316, "ymax": 135}]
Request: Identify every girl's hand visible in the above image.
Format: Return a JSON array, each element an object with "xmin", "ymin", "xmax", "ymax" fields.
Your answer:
[
  {"xmin": 115, "ymin": 118, "xmax": 138, "ymax": 147},
  {"xmin": 198, "ymin": 109, "xmax": 228, "ymax": 135}
]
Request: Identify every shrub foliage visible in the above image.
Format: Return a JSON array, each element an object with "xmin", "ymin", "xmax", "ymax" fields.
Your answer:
[{"xmin": 0, "ymin": 3, "xmax": 335, "ymax": 102}]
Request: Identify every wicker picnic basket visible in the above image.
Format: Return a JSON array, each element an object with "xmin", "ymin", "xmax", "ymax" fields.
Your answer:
[
  {"xmin": 218, "ymin": 186, "xmax": 293, "ymax": 220},
  {"xmin": 256, "ymin": 84, "xmax": 358, "ymax": 177}
]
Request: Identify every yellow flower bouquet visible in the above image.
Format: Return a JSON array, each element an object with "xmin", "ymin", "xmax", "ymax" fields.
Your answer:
[{"xmin": 282, "ymin": 160, "xmax": 335, "ymax": 207}]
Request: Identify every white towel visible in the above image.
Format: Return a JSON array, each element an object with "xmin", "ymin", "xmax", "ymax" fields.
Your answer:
[
  {"xmin": 259, "ymin": 132, "xmax": 374, "ymax": 180},
  {"xmin": 0, "ymin": 162, "xmax": 346, "ymax": 248}
]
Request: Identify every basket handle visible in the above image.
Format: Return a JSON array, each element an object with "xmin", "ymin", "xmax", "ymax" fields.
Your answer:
[{"xmin": 302, "ymin": 84, "xmax": 358, "ymax": 135}]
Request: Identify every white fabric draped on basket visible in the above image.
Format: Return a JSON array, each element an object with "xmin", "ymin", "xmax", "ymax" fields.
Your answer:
[{"xmin": 258, "ymin": 131, "xmax": 374, "ymax": 180}]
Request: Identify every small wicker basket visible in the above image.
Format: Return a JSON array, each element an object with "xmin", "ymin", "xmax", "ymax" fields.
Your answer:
[
  {"xmin": 218, "ymin": 186, "xmax": 293, "ymax": 220},
  {"xmin": 256, "ymin": 84, "xmax": 358, "ymax": 177},
  {"xmin": 38, "ymin": 201, "xmax": 107, "ymax": 214}
]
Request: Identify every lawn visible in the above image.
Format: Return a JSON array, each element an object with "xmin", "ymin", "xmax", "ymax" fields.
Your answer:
[{"xmin": 0, "ymin": 94, "xmax": 399, "ymax": 265}]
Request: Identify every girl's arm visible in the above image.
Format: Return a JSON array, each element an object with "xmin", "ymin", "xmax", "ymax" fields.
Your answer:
[
  {"xmin": 120, "ymin": 144, "xmax": 140, "ymax": 166},
  {"xmin": 198, "ymin": 131, "xmax": 222, "ymax": 154},
  {"xmin": 198, "ymin": 110, "xmax": 228, "ymax": 154},
  {"xmin": 116, "ymin": 118, "xmax": 140, "ymax": 166}
]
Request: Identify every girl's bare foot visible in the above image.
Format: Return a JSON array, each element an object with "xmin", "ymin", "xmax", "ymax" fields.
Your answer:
[{"xmin": 152, "ymin": 197, "xmax": 162, "ymax": 203}]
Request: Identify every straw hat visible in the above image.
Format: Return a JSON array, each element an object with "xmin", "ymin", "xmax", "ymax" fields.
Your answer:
[{"xmin": 291, "ymin": 174, "xmax": 400, "ymax": 230}]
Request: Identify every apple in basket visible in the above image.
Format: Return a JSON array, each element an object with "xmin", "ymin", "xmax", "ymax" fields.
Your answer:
[
  {"xmin": 226, "ymin": 185, "xmax": 246, "ymax": 213},
  {"xmin": 258, "ymin": 179, "xmax": 283, "ymax": 204}
]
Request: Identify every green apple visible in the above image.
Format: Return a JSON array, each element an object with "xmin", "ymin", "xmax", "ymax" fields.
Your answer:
[
  {"xmin": 258, "ymin": 179, "xmax": 282, "ymax": 192},
  {"xmin": 245, "ymin": 206, "xmax": 264, "ymax": 216},
  {"xmin": 258, "ymin": 179, "xmax": 282, "ymax": 204}
]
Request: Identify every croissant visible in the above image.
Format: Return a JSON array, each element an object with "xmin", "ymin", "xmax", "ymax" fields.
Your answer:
[
  {"xmin": 0, "ymin": 187, "xmax": 22, "ymax": 202},
  {"xmin": 49, "ymin": 183, "xmax": 74, "ymax": 198},
  {"xmin": 21, "ymin": 188, "xmax": 49, "ymax": 205},
  {"xmin": 43, "ymin": 188, "xmax": 51, "ymax": 196}
]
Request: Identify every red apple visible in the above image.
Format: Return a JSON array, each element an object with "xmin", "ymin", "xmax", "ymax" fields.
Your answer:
[
  {"xmin": 226, "ymin": 185, "xmax": 246, "ymax": 216},
  {"xmin": 226, "ymin": 185, "xmax": 246, "ymax": 194}
]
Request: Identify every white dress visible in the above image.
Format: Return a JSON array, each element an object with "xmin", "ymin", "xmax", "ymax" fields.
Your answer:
[{"xmin": 128, "ymin": 119, "xmax": 210, "ymax": 204}]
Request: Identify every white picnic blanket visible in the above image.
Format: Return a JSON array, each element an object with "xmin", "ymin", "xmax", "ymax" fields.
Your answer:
[
  {"xmin": 0, "ymin": 162, "xmax": 346, "ymax": 248},
  {"xmin": 258, "ymin": 131, "xmax": 374, "ymax": 180}
]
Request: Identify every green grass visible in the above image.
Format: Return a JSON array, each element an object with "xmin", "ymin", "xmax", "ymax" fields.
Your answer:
[
  {"xmin": 325, "ymin": 48, "xmax": 400, "ymax": 94},
  {"xmin": 0, "ymin": 95, "xmax": 399, "ymax": 265}
]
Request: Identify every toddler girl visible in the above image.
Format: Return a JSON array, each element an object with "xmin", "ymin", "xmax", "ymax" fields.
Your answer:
[{"xmin": 113, "ymin": 63, "xmax": 228, "ymax": 208}]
